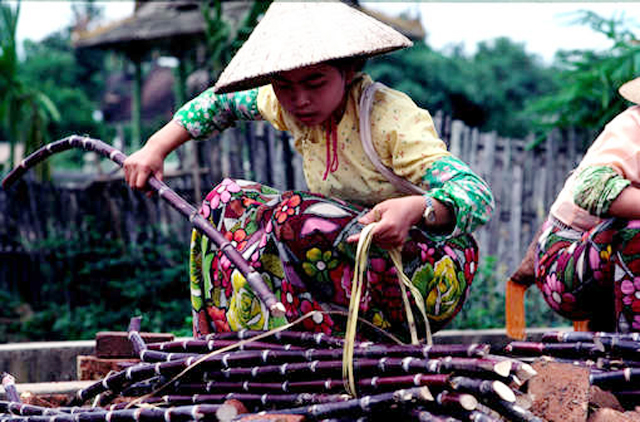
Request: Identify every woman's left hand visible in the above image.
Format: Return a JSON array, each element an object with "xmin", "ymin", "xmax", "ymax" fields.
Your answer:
[{"xmin": 346, "ymin": 196, "xmax": 425, "ymax": 249}]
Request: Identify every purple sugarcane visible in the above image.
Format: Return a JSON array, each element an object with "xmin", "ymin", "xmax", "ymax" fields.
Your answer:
[
  {"xmin": 0, "ymin": 375, "xmax": 20, "ymax": 403},
  {"xmin": 1, "ymin": 135, "xmax": 285, "ymax": 317}
]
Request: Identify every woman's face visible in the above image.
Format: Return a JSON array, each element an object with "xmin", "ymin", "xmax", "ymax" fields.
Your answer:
[{"xmin": 272, "ymin": 63, "xmax": 350, "ymax": 126}]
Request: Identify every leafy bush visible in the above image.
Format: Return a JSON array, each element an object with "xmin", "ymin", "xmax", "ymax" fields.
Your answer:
[
  {"xmin": 8, "ymin": 221, "xmax": 192, "ymax": 342},
  {"xmin": 449, "ymin": 255, "xmax": 565, "ymax": 330}
]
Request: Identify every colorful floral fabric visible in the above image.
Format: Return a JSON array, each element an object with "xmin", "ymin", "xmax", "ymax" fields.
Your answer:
[
  {"xmin": 423, "ymin": 156, "xmax": 494, "ymax": 239},
  {"xmin": 573, "ymin": 165, "xmax": 630, "ymax": 217},
  {"xmin": 174, "ymin": 89, "xmax": 261, "ymax": 140},
  {"xmin": 535, "ymin": 217, "xmax": 640, "ymax": 332},
  {"xmin": 190, "ymin": 179, "xmax": 479, "ymax": 340}
]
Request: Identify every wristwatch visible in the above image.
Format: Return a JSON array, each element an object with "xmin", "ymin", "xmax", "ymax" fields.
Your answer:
[{"xmin": 423, "ymin": 196, "xmax": 436, "ymax": 224}]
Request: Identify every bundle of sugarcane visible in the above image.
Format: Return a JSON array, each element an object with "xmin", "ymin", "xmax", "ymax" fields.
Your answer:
[
  {"xmin": 0, "ymin": 316, "xmax": 545, "ymax": 422},
  {"xmin": 504, "ymin": 330, "xmax": 640, "ymax": 410}
]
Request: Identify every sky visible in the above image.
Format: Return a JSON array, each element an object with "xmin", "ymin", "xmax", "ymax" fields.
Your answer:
[{"xmin": 12, "ymin": 1, "xmax": 640, "ymax": 64}]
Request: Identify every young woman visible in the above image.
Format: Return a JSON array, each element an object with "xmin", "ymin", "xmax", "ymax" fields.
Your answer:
[{"xmin": 124, "ymin": 2, "xmax": 494, "ymax": 340}]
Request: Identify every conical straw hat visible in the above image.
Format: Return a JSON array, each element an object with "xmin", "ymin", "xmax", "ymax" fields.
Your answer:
[
  {"xmin": 619, "ymin": 76, "xmax": 640, "ymax": 104},
  {"xmin": 213, "ymin": 1, "xmax": 413, "ymax": 94}
]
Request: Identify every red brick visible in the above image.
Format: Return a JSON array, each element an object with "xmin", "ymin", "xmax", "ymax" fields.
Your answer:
[
  {"xmin": 95, "ymin": 331, "xmax": 174, "ymax": 358},
  {"xmin": 77, "ymin": 355, "xmax": 139, "ymax": 380}
]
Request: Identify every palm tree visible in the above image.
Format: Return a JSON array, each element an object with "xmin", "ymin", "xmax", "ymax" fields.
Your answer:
[{"xmin": 0, "ymin": 0, "xmax": 59, "ymax": 178}]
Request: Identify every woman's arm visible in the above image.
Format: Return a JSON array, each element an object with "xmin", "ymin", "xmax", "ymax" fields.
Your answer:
[
  {"xmin": 608, "ymin": 185, "xmax": 640, "ymax": 219},
  {"xmin": 347, "ymin": 156, "xmax": 493, "ymax": 249},
  {"xmin": 124, "ymin": 88, "xmax": 262, "ymax": 190}
]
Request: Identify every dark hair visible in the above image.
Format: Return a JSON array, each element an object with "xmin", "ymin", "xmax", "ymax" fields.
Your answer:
[{"xmin": 326, "ymin": 56, "xmax": 367, "ymax": 73}]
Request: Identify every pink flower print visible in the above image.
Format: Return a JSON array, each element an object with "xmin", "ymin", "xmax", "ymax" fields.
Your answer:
[
  {"xmin": 418, "ymin": 243, "xmax": 435, "ymax": 264},
  {"xmin": 621, "ymin": 277, "xmax": 640, "ymax": 311},
  {"xmin": 200, "ymin": 201, "xmax": 212, "ymax": 219},
  {"xmin": 542, "ymin": 273, "xmax": 576, "ymax": 314},
  {"xmin": 444, "ymin": 245, "xmax": 456, "ymax": 260},
  {"xmin": 632, "ymin": 315, "xmax": 640, "ymax": 331},
  {"xmin": 209, "ymin": 179, "xmax": 241, "ymax": 210}
]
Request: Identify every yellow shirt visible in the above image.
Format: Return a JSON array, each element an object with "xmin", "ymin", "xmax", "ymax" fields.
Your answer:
[{"xmin": 257, "ymin": 74, "xmax": 450, "ymax": 207}]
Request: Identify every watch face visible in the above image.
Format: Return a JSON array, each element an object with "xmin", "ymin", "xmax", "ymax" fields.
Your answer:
[{"xmin": 426, "ymin": 207, "xmax": 436, "ymax": 223}]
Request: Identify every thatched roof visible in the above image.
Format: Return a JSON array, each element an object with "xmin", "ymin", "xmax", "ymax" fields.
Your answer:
[{"xmin": 73, "ymin": 1, "xmax": 250, "ymax": 53}]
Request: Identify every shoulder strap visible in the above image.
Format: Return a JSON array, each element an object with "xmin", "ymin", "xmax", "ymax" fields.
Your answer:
[{"xmin": 358, "ymin": 82, "xmax": 426, "ymax": 195}]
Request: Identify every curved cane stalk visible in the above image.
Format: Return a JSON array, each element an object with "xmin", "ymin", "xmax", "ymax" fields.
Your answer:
[{"xmin": 1, "ymin": 135, "xmax": 285, "ymax": 317}]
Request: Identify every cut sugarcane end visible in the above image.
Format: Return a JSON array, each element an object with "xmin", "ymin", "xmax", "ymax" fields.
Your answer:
[
  {"xmin": 493, "ymin": 380, "xmax": 516, "ymax": 403},
  {"xmin": 270, "ymin": 302, "xmax": 287, "ymax": 317},
  {"xmin": 459, "ymin": 394, "xmax": 478, "ymax": 411},
  {"xmin": 494, "ymin": 360, "xmax": 512, "ymax": 378}
]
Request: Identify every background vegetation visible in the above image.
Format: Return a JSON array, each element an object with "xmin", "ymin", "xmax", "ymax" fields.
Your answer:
[{"xmin": 1, "ymin": 1, "xmax": 639, "ymax": 341}]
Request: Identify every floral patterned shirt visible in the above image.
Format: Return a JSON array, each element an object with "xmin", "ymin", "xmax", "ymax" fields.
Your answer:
[{"xmin": 174, "ymin": 74, "xmax": 494, "ymax": 238}]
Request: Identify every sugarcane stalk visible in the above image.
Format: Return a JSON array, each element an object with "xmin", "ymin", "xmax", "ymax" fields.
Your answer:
[
  {"xmin": 127, "ymin": 317, "xmax": 148, "ymax": 358},
  {"xmin": 1, "ymin": 375, "xmax": 20, "ymax": 403},
  {"xmin": 448, "ymin": 377, "xmax": 515, "ymax": 403},
  {"xmin": 541, "ymin": 330, "xmax": 640, "ymax": 343},
  {"xmin": 148, "ymin": 339, "xmax": 302, "ymax": 353},
  {"xmin": 206, "ymin": 330, "xmax": 347, "ymax": 348},
  {"xmin": 139, "ymin": 350, "xmax": 200, "ymax": 363},
  {"xmin": 504, "ymin": 341, "xmax": 600, "ymax": 359},
  {"xmin": 1, "ymin": 135, "xmax": 285, "ymax": 317},
  {"xmin": 433, "ymin": 391, "xmax": 477, "ymax": 412},
  {"xmin": 270, "ymin": 386, "xmax": 433, "ymax": 419},
  {"xmin": 597, "ymin": 357, "xmax": 640, "ymax": 370},
  {"xmin": 594, "ymin": 336, "xmax": 640, "ymax": 359},
  {"xmin": 590, "ymin": 368, "xmax": 640, "ymax": 390},
  {"xmin": 196, "ymin": 355, "xmax": 511, "ymax": 386}
]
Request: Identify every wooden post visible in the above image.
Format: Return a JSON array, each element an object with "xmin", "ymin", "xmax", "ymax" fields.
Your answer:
[{"xmin": 127, "ymin": 52, "xmax": 144, "ymax": 151}]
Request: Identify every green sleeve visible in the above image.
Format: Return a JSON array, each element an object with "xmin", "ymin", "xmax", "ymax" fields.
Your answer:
[
  {"xmin": 422, "ymin": 155, "xmax": 494, "ymax": 239},
  {"xmin": 573, "ymin": 165, "xmax": 630, "ymax": 216},
  {"xmin": 173, "ymin": 88, "xmax": 262, "ymax": 140}
]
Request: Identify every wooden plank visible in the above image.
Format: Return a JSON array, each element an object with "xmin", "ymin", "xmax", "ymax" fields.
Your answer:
[
  {"xmin": 448, "ymin": 119, "xmax": 464, "ymax": 158},
  {"xmin": 510, "ymin": 165, "xmax": 524, "ymax": 275}
]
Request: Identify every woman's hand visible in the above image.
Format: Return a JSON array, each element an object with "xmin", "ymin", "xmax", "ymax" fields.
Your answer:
[
  {"xmin": 123, "ymin": 121, "xmax": 191, "ymax": 192},
  {"xmin": 346, "ymin": 196, "xmax": 425, "ymax": 249},
  {"xmin": 123, "ymin": 145, "xmax": 166, "ymax": 190}
]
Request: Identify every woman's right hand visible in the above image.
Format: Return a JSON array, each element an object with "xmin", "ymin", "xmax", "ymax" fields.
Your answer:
[
  {"xmin": 123, "ymin": 121, "xmax": 192, "ymax": 191},
  {"xmin": 123, "ymin": 145, "xmax": 165, "ymax": 190}
]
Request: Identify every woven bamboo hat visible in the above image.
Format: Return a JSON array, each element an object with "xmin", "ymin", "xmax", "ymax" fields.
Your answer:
[
  {"xmin": 213, "ymin": 1, "xmax": 413, "ymax": 94},
  {"xmin": 619, "ymin": 76, "xmax": 640, "ymax": 104}
]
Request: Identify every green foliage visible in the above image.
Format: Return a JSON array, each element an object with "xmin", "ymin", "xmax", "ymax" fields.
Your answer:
[
  {"xmin": 5, "ymin": 219, "xmax": 192, "ymax": 342},
  {"xmin": 0, "ymin": 0, "xmax": 60, "ymax": 175},
  {"xmin": 366, "ymin": 38, "xmax": 557, "ymax": 138},
  {"xmin": 449, "ymin": 255, "xmax": 565, "ymax": 330},
  {"xmin": 525, "ymin": 10, "xmax": 640, "ymax": 148},
  {"xmin": 20, "ymin": 30, "xmax": 112, "ymax": 169},
  {"xmin": 202, "ymin": 1, "xmax": 272, "ymax": 78}
]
